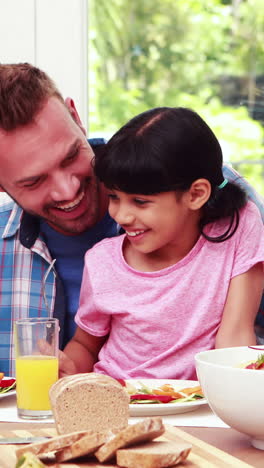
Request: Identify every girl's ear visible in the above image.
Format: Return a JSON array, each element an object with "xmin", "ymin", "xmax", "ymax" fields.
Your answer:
[
  {"xmin": 65, "ymin": 97, "xmax": 87, "ymax": 136},
  {"xmin": 187, "ymin": 178, "xmax": 211, "ymax": 210}
]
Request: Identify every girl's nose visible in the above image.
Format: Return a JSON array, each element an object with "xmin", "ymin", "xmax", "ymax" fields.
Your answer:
[
  {"xmin": 50, "ymin": 174, "xmax": 80, "ymax": 202},
  {"xmin": 113, "ymin": 206, "xmax": 135, "ymax": 226}
]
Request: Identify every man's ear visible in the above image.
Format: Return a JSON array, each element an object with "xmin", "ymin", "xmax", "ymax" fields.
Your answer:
[
  {"xmin": 187, "ymin": 179, "xmax": 211, "ymax": 210},
  {"xmin": 65, "ymin": 97, "xmax": 86, "ymax": 136}
]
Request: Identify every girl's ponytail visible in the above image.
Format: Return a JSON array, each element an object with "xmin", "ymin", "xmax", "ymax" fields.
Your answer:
[{"xmin": 200, "ymin": 179, "xmax": 247, "ymax": 242}]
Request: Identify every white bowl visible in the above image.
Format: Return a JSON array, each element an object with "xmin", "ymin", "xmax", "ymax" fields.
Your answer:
[{"xmin": 195, "ymin": 345, "xmax": 264, "ymax": 450}]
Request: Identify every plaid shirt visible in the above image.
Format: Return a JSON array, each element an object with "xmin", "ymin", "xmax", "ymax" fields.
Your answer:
[
  {"xmin": 222, "ymin": 164, "xmax": 264, "ymax": 222},
  {"xmin": 0, "ymin": 163, "xmax": 263, "ymax": 376},
  {"xmin": 0, "ymin": 196, "xmax": 57, "ymax": 376},
  {"xmin": 222, "ymin": 165, "xmax": 264, "ymax": 329}
]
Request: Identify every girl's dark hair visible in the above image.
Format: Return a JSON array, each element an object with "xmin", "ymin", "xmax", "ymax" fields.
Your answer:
[{"xmin": 94, "ymin": 107, "xmax": 247, "ymax": 242}]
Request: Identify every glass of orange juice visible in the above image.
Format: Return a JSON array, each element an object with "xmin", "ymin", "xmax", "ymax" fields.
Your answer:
[{"xmin": 15, "ymin": 318, "xmax": 59, "ymax": 419}]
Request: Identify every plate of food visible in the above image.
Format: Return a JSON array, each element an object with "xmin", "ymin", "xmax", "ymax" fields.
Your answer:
[
  {"xmin": 124, "ymin": 379, "xmax": 207, "ymax": 416},
  {"xmin": 0, "ymin": 373, "xmax": 16, "ymax": 399}
]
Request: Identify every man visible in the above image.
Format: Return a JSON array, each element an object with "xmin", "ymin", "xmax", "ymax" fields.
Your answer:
[
  {"xmin": 0, "ymin": 63, "xmax": 118, "ymax": 376},
  {"xmin": 0, "ymin": 63, "xmax": 263, "ymax": 376}
]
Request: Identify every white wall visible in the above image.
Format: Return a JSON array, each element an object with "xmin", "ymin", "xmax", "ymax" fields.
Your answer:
[{"xmin": 0, "ymin": 0, "xmax": 88, "ymax": 127}]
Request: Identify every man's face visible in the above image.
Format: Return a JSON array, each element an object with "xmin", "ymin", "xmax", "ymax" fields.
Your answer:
[{"xmin": 0, "ymin": 97, "xmax": 101, "ymax": 235}]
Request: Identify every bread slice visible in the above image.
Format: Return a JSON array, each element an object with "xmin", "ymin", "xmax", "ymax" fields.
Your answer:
[
  {"xmin": 55, "ymin": 430, "xmax": 113, "ymax": 462},
  {"xmin": 49, "ymin": 372, "xmax": 130, "ymax": 434},
  {"xmin": 116, "ymin": 440, "xmax": 192, "ymax": 468},
  {"xmin": 95, "ymin": 417, "xmax": 165, "ymax": 462},
  {"xmin": 16, "ymin": 430, "xmax": 88, "ymax": 459}
]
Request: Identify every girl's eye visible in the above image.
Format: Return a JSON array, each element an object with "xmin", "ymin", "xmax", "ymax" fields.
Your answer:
[
  {"xmin": 108, "ymin": 193, "xmax": 118, "ymax": 201},
  {"xmin": 134, "ymin": 198, "xmax": 149, "ymax": 205}
]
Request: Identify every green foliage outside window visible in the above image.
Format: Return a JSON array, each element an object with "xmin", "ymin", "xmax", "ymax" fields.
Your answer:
[{"xmin": 89, "ymin": 0, "xmax": 264, "ymax": 195}]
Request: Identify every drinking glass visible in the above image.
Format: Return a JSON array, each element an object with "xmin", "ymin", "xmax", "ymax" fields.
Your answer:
[{"xmin": 15, "ymin": 317, "xmax": 59, "ymax": 419}]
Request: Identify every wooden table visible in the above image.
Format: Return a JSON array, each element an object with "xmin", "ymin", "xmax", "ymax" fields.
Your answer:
[{"xmin": 0, "ymin": 422, "xmax": 263, "ymax": 467}]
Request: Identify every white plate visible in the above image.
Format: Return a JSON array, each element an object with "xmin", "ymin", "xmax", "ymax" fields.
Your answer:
[
  {"xmin": 0, "ymin": 389, "xmax": 16, "ymax": 399},
  {"xmin": 128, "ymin": 379, "xmax": 207, "ymax": 416},
  {"xmin": 0, "ymin": 377, "xmax": 16, "ymax": 399}
]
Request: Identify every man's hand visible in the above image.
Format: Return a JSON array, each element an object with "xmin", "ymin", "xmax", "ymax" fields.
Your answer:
[
  {"xmin": 37, "ymin": 339, "xmax": 77, "ymax": 378},
  {"xmin": 58, "ymin": 349, "xmax": 77, "ymax": 377},
  {"xmin": 38, "ymin": 327, "xmax": 106, "ymax": 377}
]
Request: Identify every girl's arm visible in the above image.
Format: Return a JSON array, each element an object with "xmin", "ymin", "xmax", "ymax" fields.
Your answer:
[
  {"xmin": 59, "ymin": 326, "xmax": 107, "ymax": 377},
  {"xmin": 215, "ymin": 263, "xmax": 264, "ymax": 348}
]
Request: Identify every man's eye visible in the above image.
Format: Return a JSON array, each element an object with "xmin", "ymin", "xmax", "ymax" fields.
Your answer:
[
  {"xmin": 63, "ymin": 150, "xmax": 79, "ymax": 166},
  {"xmin": 23, "ymin": 178, "xmax": 41, "ymax": 188},
  {"xmin": 65, "ymin": 155, "xmax": 75, "ymax": 165},
  {"xmin": 68, "ymin": 153, "xmax": 77, "ymax": 162}
]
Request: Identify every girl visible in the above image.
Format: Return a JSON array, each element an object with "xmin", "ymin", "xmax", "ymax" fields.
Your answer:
[{"xmin": 62, "ymin": 107, "xmax": 264, "ymax": 380}]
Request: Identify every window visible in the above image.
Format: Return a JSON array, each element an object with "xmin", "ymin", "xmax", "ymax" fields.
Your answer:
[{"xmin": 89, "ymin": 0, "xmax": 264, "ymax": 195}]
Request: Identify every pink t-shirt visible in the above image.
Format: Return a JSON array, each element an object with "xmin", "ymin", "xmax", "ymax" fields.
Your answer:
[{"xmin": 75, "ymin": 202, "xmax": 264, "ymax": 380}]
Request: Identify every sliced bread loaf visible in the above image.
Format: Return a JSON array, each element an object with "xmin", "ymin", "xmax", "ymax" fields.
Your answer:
[
  {"xmin": 16, "ymin": 430, "xmax": 88, "ymax": 458},
  {"xmin": 116, "ymin": 440, "xmax": 192, "ymax": 468},
  {"xmin": 95, "ymin": 417, "xmax": 165, "ymax": 462},
  {"xmin": 55, "ymin": 430, "xmax": 113, "ymax": 462},
  {"xmin": 49, "ymin": 373, "xmax": 130, "ymax": 434}
]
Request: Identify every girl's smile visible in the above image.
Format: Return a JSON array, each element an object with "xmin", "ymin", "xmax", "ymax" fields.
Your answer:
[
  {"xmin": 125, "ymin": 229, "xmax": 147, "ymax": 237},
  {"xmin": 125, "ymin": 229, "xmax": 149, "ymax": 241},
  {"xmin": 108, "ymin": 189, "xmax": 201, "ymax": 270}
]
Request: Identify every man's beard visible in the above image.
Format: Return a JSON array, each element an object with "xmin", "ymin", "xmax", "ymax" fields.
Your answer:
[{"xmin": 2, "ymin": 179, "xmax": 101, "ymax": 235}]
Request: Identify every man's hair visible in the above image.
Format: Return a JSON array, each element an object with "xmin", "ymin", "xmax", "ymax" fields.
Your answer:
[{"xmin": 0, "ymin": 62, "xmax": 64, "ymax": 131}]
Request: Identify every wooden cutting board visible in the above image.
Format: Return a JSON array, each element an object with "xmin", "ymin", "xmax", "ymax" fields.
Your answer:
[{"xmin": 0, "ymin": 426, "xmax": 253, "ymax": 468}]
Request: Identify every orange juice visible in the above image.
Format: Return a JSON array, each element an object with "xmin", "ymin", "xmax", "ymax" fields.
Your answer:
[{"xmin": 16, "ymin": 355, "xmax": 58, "ymax": 410}]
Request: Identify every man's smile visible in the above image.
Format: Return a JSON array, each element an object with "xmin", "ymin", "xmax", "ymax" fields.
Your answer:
[{"xmin": 54, "ymin": 190, "xmax": 85, "ymax": 212}]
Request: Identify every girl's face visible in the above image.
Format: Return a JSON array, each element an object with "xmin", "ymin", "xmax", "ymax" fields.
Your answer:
[{"xmin": 108, "ymin": 189, "xmax": 200, "ymax": 264}]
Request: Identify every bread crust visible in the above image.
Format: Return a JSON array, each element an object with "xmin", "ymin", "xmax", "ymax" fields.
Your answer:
[
  {"xmin": 95, "ymin": 417, "xmax": 165, "ymax": 462},
  {"xmin": 55, "ymin": 431, "xmax": 113, "ymax": 462},
  {"xmin": 116, "ymin": 440, "xmax": 192, "ymax": 468},
  {"xmin": 49, "ymin": 373, "xmax": 130, "ymax": 435},
  {"xmin": 16, "ymin": 430, "xmax": 88, "ymax": 458}
]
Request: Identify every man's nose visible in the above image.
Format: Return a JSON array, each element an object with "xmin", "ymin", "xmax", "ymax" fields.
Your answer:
[{"xmin": 50, "ymin": 174, "xmax": 80, "ymax": 201}]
